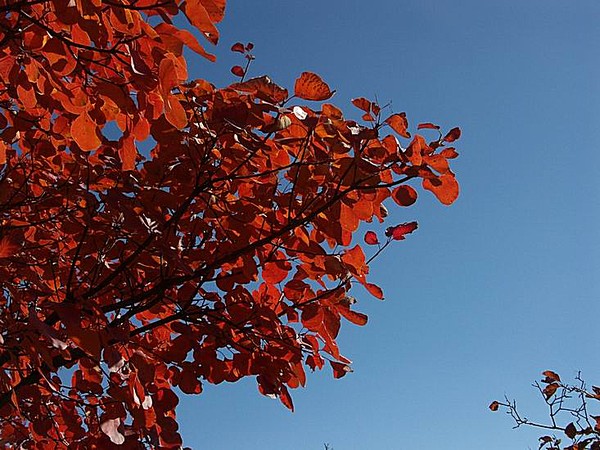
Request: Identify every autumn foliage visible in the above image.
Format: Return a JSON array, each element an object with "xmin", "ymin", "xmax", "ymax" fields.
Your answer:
[
  {"xmin": 0, "ymin": 0, "xmax": 460, "ymax": 447},
  {"xmin": 492, "ymin": 371, "xmax": 600, "ymax": 450}
]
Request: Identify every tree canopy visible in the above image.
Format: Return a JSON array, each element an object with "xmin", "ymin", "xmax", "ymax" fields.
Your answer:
[{"xmin": 0, "ymin": 0, "xmax": 460, "ymax": 447}]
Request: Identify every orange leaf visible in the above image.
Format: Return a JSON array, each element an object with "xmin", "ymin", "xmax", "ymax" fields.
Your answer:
[
  {"xmin": 341, "ymin": 245, "xmax": 366, "ymax": 277},
  {"xmin": 0, "ymin": 142, "xmax": 6, "ymax": 165},
  {"xmin": 119, "ymin": 135, "xmax": 137, "ymax": 171},
  {"xmin": 165, "ymin": 94, "xmax": 188, "ymax": 129},
  {"xmin": 338, "ymin": 307, "xmax": 368, "ymax": 326},
  {"xmin": 231, "ymin": 76, "xmax": 288, "ymax": 103},
  {"xmin": 294, "ymin": 72, "xmax": 334, "ymax": 101},
  {"xmin": 156, "ymin": 23, "xmax": 216, "ymax": 61},
  {"xmin": 351, "ymin": 97, "xmax": 371, "ymax": 113},
  {"xmin": 440, "ymin": 147, "xmax": 459, "ymax": 159},
  {"xmin": 71, "ymin": 112, "xmax": 101, "ymax": 151},
  {"xmin": 489, "ymin": 401, "xmax": 500, "ymax": 411},
  {"xmin": 385, "ymin": 113, "xmax": 410, "ymax": 138},
  {"xmin": 422, "ymin": 173, "xmax": 459, "ymax": 205},
  {"xmin": 183, "ymin": 0, "xmax": 220, "ymax": 44},
  {"xmin": 365, "ymin": 282, "xmax": 384, "ymax": 300},
  {"xmin": 418, "ymin": 122, "xmax": 440, "ymax": 130}
]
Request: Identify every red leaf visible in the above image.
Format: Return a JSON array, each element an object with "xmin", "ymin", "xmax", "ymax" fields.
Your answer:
[
  {"xmin": 294, "ymin": 72, "xmax": 334, "ymax": 101},
  {"xmin": 385, "ymin": 113, "xmax": 411, "ymax": 138},
  {"xmin": 71, "ymin": 112, "xmax": 101, "ymax": 151},
  {"xmin": 385, "ymin": 222, "xmax": 418, "ymax": 241},
  {"xmin": 155, "ymin": 23, "xmax": 216, "ymax": 61},
  {"xmin": 391, "ymin": 185, "xmax": 418, "ymax": 207},
  {"xmin": 279, "ymin": 386, "xmax": 294, "ymax": 411},
  {"xmin": 183, "ymin": 0, "xmax": 220, "ymax": 44},
  {"xmin": 417, "ymin": 122, "xmax": 440, "ymax": 130},
  {"xmin": 363, "ymin": 231, "xmax": 379, "ymax": 245},
  {"xmin": 330, "ymin": 361, "xmax": 353, "ymax": 379},
  {"xmin": 489, "ymin": 401, "xmax": 500, "ymax": 411},
  {"xmin": 365, "ymin": 282, "xmax": 384, "ymax": 300},
  {"xmin": 231, "ymin": 76, "xmax": 289, "ymax": 103},
  {"xmin": 565, "ymin": 422, "xmax": 577, "ymax": 439},
  {"xmin": 338, "ymin": 307, "xmax": 368, "ymax": 326},
  {"xmin": 341, "ymin": 245, "xmax": 367, "ymax": 277},
  {"xmin": 70, "ymin": 328, "xmax": 102, "ymax": 360},
  {"xmin": 351, "ymin": 97, "xmax": 371, "ymax": 113},
  {"xmin": 263, "ymin": 255, "xmax": 291, "ymax": 285},
  {"xmin": 440, "ymin": 147, "xmax": 459, "ymax": 159},
  {"xmin": 231, "ymin": 42, "xmax": 245, "ymax": 53},
  {"xmin": 542, "ymin": 370, "xmax": 561, "ymax": 383},
  {"xmin": 119, "ymin": 134, "xmax": 137, "ymax": 171},
  {"xmin": 443, "ymin": 127, "xmax": 461, "ymax": 142},
  {"xmin": 543, "ymin": 382, "xmax": 559, "ymax": 399},
  {"xmin": 231, "ymin": 65, "xmax": 245, "ymax": 77},
  {"xmin": 0, "ymin": 236, "xmax": 19, "ymax": 258},
  {"xmin": 422, "ymin": 173, "xmax": 459, "ymax": 205}
]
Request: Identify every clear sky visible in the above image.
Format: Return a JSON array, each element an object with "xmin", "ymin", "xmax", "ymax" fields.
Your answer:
[{"xmin": 175, "ymin": 1, "xmax": 600, "ymax": 448}]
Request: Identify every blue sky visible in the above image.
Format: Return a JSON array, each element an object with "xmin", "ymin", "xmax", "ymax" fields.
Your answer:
[{"xmin": 175, "ymin": 1, "xmax": 600, "ymax": 448}]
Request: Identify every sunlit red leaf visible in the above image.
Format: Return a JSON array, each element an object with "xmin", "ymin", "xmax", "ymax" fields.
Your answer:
[
  {"xmin": 385, "ymin": 113, "xmax": 410, "ymax": 138},
  {"xmin": 183, "ymin": 0, "xmax": 220, "ymax": 44},
  {"xmin": 156, "ymin": 23, "xmax": 216, "ymax": 61},
  {"xmin": 385, "ymin": 222, "xmax": 418, "ymax": 241},
  {"xmin": 364, "ymin": 231, "xmax": 379, "ymax": 245},
  {"xmin": 330, "ymin": 361, "xmax": 353, "ymax": 379},
  {"xmin": 294, "ymin": 72, "xmax": 334, "ymax": 101},
  {"xmin": 365, "ymin": 282, "xmax": 384, "ymax": 300},
  {"xmin": 341, "ymin": 245, "xmax": 366, "ymax": 276},
  {"xmin": 422, "ymin": 173, "xmax": 459, "ymax": 205},
  {"xmin": 231, "ymin": 76, "xmax": 288, "ymax": 103},
  {"xmin": 263, "ymin": 258, "xmax": 291, "ymax": 285},
  {"xmin": 351, "ymin": 97, "xmax": 371, "ymax": 113},
  {"xmin": 279, "ymin": 386, "xmax": 294, "ymax": 411},
  {"xmin": 231, "ymin": 65, "xmax": 245, "ymax": 77},
  {"xmin": 440, "ymin": 147, "xmax": 459, "ymax": 159},
  {"xmin": 71, "ymin": 112, "xmax": 101, "ymax": 151},
  {"xmin": 119, "ymin": 135, "xmax": 137, "ymax": 171},
  {"xmin": 489, "ymin": 401, "xmax": 500, "ymax": 411},
  {"xmin": 338, "ymin": 307, "xmax": 369, "ymax": 326},
  {"xmin": 0, "ymin": 236, "xmax": 18, "ymax": 258},
  {"xmin": 418, "ymin": 122, "xmax": 440, "ymax": 130},
  {"xmin": 231, "ymin": 42, "xmax": 245, "ymax": 53}
]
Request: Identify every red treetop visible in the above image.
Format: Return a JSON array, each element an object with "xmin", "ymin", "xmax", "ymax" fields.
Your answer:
[{"xmin": 0, "ymin": 1, "xmax": 460, "ymax": 448}]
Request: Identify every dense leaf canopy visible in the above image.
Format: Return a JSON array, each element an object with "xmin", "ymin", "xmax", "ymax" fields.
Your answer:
[{"xmin": 0, "ymin": 0, "xmax": 459, "ymax": 447}]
